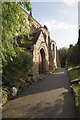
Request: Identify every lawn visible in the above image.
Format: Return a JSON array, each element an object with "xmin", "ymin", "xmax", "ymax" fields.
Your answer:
[
  {"xmin": 68, "ymin": 65, "xmax": 80, "ymax": 113},
  {"xmin": 68, "ymin": 65, "xmax": 80, "ymax": 83}
]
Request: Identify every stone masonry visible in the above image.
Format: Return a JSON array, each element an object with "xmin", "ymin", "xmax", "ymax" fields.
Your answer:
[{"xmin": 22, "ymin": 8, "xmax": 57, "ymax": 78}]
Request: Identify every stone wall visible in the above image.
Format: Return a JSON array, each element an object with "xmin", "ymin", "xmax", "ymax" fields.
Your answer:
[
  {"xmin": 22, "ymin": 8, "xmax": 57, "ymax": 77},
  {"xmin": 33, "ymin": 31, "xmax": 49, "ymax": 77}
]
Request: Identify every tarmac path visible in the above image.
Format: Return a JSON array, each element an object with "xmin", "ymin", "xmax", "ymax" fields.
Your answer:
[{"xmin": 2, "ymin": 68, "xmax": 76, "ymax": 118}]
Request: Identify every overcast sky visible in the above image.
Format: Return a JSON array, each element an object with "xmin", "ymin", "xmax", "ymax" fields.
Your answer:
[{"xmin": 31, "ymin": 0, "xmax": 79, "ymax": 49}]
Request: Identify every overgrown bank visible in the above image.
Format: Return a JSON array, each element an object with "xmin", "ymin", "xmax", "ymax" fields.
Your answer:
[
  {"xmin": 1, "ymin": 2, "xmax": 33, "ymax": 106},
  {"xmin": 58, "ymin": 41, "xmax": 80, "ymax": 117},
  {"xmin": 68, "ymin": 65, "xmax": 80, "ymax": 117}
]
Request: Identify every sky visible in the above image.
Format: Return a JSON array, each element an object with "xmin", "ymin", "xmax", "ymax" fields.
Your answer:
[
  {"xmin": 78, "ymin": 2, "xmax": 80, "ymax": 29},
  {"xmin": 30, "ymin": 0, "xmax": 79, "ymax": 49}
]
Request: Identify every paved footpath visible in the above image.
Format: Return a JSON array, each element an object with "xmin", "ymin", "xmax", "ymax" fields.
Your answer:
[{"xmin": 2, "ymin": 68, "xmax": 76, "ymax": 118}]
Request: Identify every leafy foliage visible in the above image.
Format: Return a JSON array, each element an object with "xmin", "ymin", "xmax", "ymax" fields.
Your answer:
[
  {"xmin": 67, "ymin": 44, "xmax": 80, "ymax": 66},
  {"xmin": 2, "ymin": 2, "xmax": 30, "ymax": 65},
  {"xmin": 58, "ymin": 47, "xmax": 67, "ymax": 68},
  {"xmin": 19, "ymin": 1, "xmax": 32, "ymax": 11},
  {"xmin": 2, "ymin": 2, "xmax": 33, "ymax": 90},
  {"xmin": 3, "ymin": 49, "xmax": 33, "ymax": 87},
  {"xmin": 68, "ymin": 66, "xmax": 80, "ymax": 109},
  {"xmin": 78, "ymin": 29, "xmax": 80, "ymax": 49}
]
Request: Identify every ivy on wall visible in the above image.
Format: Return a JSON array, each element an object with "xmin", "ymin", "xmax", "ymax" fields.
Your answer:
[{"xmin": 2, "ymin": 1, "xmax": 33, "ymax": 89}]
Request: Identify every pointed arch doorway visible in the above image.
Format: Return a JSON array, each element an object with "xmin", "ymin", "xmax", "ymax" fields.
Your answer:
[{"xmin": 39, "ymin": 48, "xmax": 46, "ymax": 74}]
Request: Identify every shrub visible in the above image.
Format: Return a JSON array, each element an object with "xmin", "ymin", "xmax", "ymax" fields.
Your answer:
[
  {"xmin": 58, "ymin": 47, "xmax": 67, "ymax": 68},
  {"xmin": 2, "ymin": 2, "xmax": 33, "ymax": 100},
  {"xmin": 2, "ymin": 49, "xmax": 33, "ymax": 88},
  {"xmin": 67, "ymin": 44, "xmax": 80, "ymax": 66},
  {"xmin": 1, "ymin": 86, "xmax": 10, "ymax": 105}
]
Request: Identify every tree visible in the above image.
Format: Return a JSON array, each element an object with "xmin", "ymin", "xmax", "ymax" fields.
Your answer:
[
  {"xmin": 67, "ymin": 44, "xmax": 80, "ymax": 66},
  {"xmin": 78, "ymin": 29, "xmax": 80, "ymax": 49},
  {"xmin": 58, "ymin": 47, "xmax": 67, "ymax": 68}
]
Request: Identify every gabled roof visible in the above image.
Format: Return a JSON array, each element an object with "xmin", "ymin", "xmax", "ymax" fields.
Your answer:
[{"xmin": 31, "ymin": 30, "xmax": 42, "ymax": 44}]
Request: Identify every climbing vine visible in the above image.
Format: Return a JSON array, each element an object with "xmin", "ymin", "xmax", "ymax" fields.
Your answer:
[
  {"xmin": 2, "ymin": 1, "xmax": 33, "ymax": 100},
  {"xmin": 2, "ymin": 2, "xmax": 32, "ymax": 65}
]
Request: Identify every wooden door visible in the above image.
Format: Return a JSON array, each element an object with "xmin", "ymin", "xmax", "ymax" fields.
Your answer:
[{"xmin": 39, "ymin": 52, "xmax": 43, "ymax": 74}]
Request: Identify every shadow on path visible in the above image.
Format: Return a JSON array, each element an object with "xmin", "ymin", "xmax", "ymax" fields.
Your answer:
[
  {"xmin": 15, "ymin": 68, "xmax": 71, "ymax": 98},
  {"xmin": 2, "ymin": 68, "xmax": 76, "ymax": 118}
]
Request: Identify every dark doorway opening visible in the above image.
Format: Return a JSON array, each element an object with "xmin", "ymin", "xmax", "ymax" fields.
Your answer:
[{"xmin": 39, "ymin": 49, "xmax": 46, "ymax": 74}]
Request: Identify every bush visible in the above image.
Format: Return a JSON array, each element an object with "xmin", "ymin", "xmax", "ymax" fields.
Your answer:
[
  {"xmin": 58, "ymin": 47, "xmax": 67, "ymax": 68},
  {"xmin": 2, "ymin": 48, "xmax": 33, "ymax": 88},
  {"xmin": 67, "ymin": 44, "xmax": 80, "ymax": 66},
  {"xmin": 2, "ymin": 2, "xmax": 33, "ymax": 100}
]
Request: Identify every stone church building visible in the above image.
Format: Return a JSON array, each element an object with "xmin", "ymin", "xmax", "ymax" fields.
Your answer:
[{"xmin": 22, "ymin": 8, "xmax": 57, "ymax": 78}]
